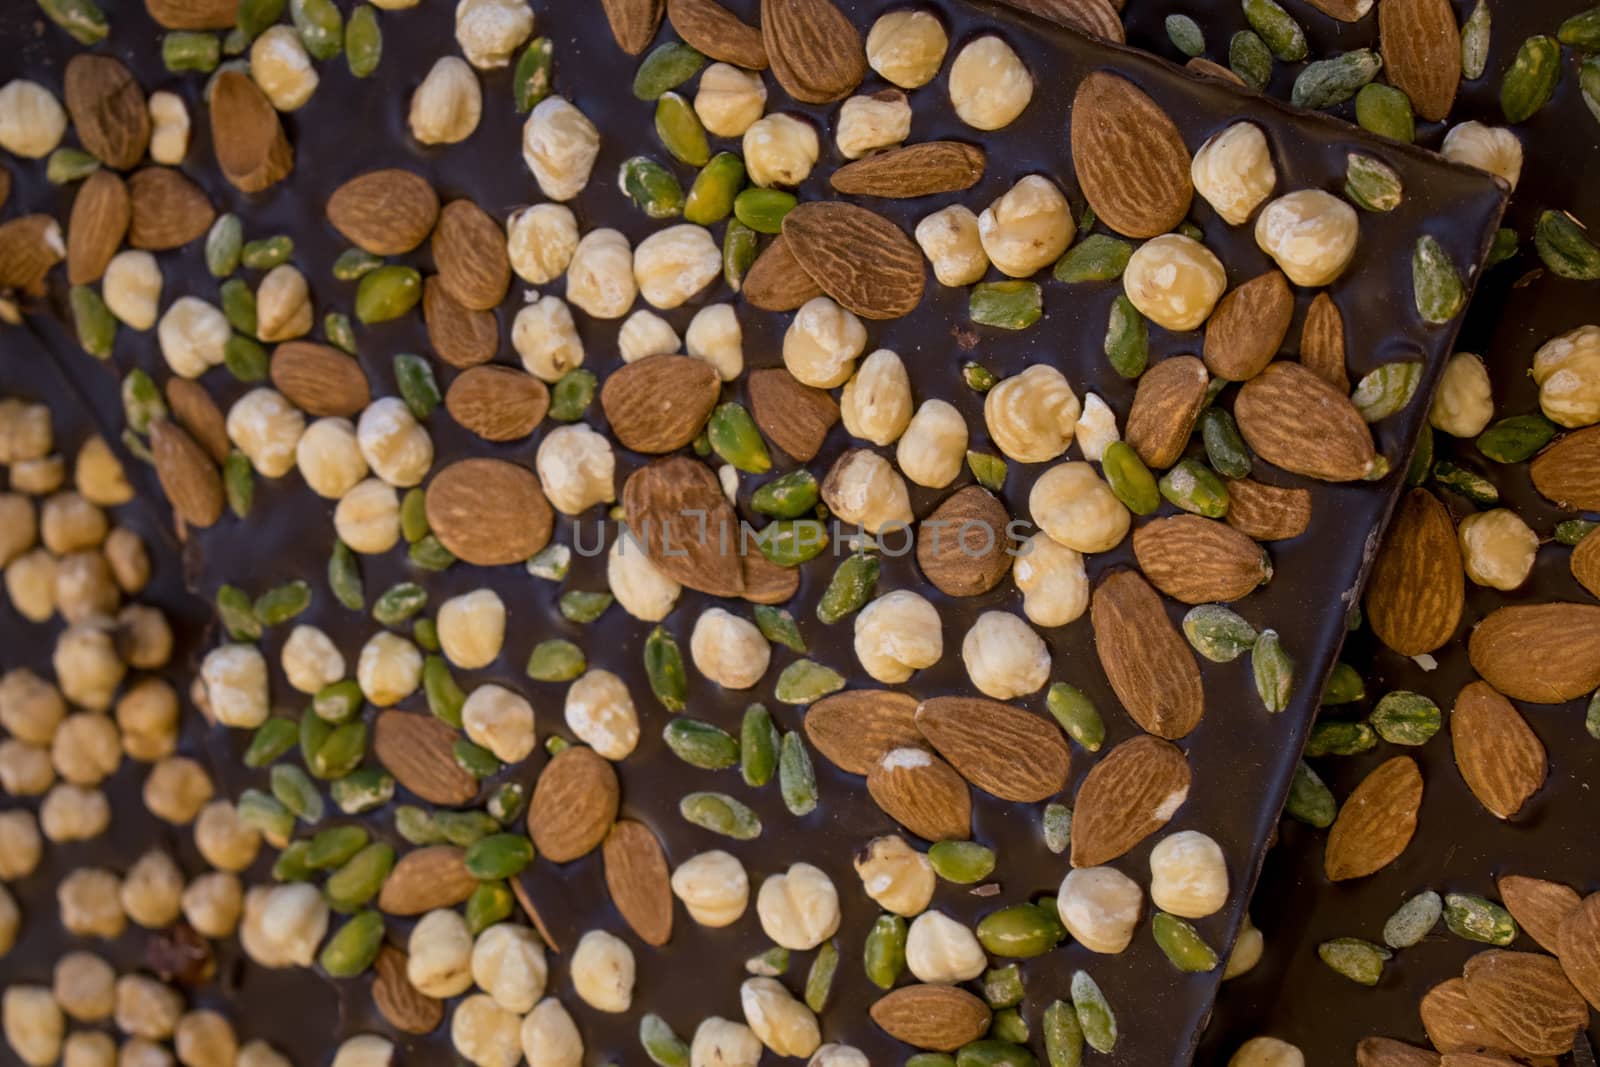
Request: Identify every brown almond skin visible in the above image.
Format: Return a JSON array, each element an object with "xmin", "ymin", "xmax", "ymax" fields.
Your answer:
[
  {"xmin": 165, "ymin": 379, "xmax": 230, "ymax": 465},
  {"xmin": 1324, "ymin": 756, "xmax": 1423, "ymax": 881},
  {"xmin": 1462, "ymin": 950, "xmax": 1587, "ymax": 1057},
  {"xmin": 64, "ymin": 55, "xmax": 150, "ymax": 170},
  {"xmin": 622, "ymin": 457, "xmax": 744, "ymax": 597},
  {"xmin": 270, "ymin": 342, "xmax": 372, "ymax": 418},
  {"xmin": 446, "ymin": 366, "xmax": 549, "ymax": 442},
  {"xmin": 1467, "ymin": 601, "xmax": 1600, "ymax": 703},
  {"xmin": 1572, "ymin": 531, "xmax": 1600, "ymax": 598},
  {"xmin": 145, "ymin": 0, "xmax": 236, "ymax": 29},
  {"xmin": 66, "ymin": 170, "xmax": 129, "ymax": 286},
  {"xmin": 1224, "ymin": 478, "xmax": 1312, "ymax": 541},
  {"xmin": 1356, "ymin": 1037, "xmax": 1441, "ymax": 1067},
  {"xmin": 830, "ymin": 142, "xmax": 987, "ymax": 199},
  {"xmin": 1187, "ymin": 57, "xmax": 1246, "ymax": 85},
  {"xmin": 1380, "ymin": 0, "xmax": 1461, "ymax": 122},
  {"xmin": 1365, "ymin": 489, "xmax": 1465, "ymax": 657},
  {"xmin": 377, "ymin": 846, "xmax": 477, "ymax": 915},
  {"xmin": 916, "ymin": 487, "xmax": 1011, "ymax": 597},
  {"xmin": 746, "ymin": 368, "xmax": 839, "ymax": 462},
  {"xmin": 803, "ymin": 690, "xmax": 923, "ymax": 776},
  {"xmin": 781, "ymin": 202, "xmax": 924, "ymax": 320},
  {"xmin": 1133, "ymin": 514, "xmax": 1272, "ymax": 604},
  {"xmin": 1558, "ymin": 893, "xmax": 1600, "ymax": 1011},
  {"xmin": 1235, "ymin": 361, "xmax": 1377, "ymax": 481},
  {"xmin": 740, "ymin": 551, "xmax": 800, "ymax": 605},
  {"xmin": 1450, "ymin": 681, "xmax": 1547, "ymax": 820},
  {"xmin": 0, "ymin": 216, "xmax": 63, "ymax": 293},
  {"xmin": 372, "ymin": 946, "xmax": 444, "ymax": 1034},
  {"xmin": 208, "ymin": 72, "xmax": 294, "ymax": 193},
  {"xmin": 326, "ymin": 169, "xmax": 440, "ymax": 256},
  {"xmin": 126, "ymin": 167, "xmax": 215, "ymax": 251},
  {"xmin": 425, "ymin": 458, "xmax": 554, "ymax": 567},
  {"xmin": 529, "ymin": 746, "xmax": 620, "ymax": 863},
  {"xmin": 602, "ymin": 0, "xmax": 664, "ymax": 55},
  {"xmin": 761, "ymin": 0, "xmax": 865, "ymax": 103},
  {"xmin": 1420, "ymin": 978, "xmax": 1531, "ymax": 1060},
  {"xmin": 992, "ymin": 0, "xmax": 1125, "ymax": 41},
  {"xmin": 668, "ymin": 0, "xmax": 767, "ymax": 68},
  {"xmin": 867, "ymin": 748, "xmax": 972, "ymax": 842},
  {"xmin": 1090, "ymin": 569, "xmax": 1205, "ymax": 739},
  {"xmin": 432, "ymin": 200, "xmax": 511, "ymax": 311},
  {"xmin": 1299, "ymin": 291, "xmax": 1349, "ymax": 391},
  {"xmin": 1203, "ymin": 270, "xmax": 1293, "ymax": 381},
  {"xmin": 373, "ymin": 711, "xmax": 478, "ymax": 806},
  {"xmin": 869, "ymin": 985, "xmax": 992, "ymax": 1051},
  {"xmin": 423, "ymin": 275, "xmax": 498, "ymax": 369},
  {"xmin": 1303, "ymin": 0, "xmax": 1374, "ymax": 18},
  {"xmin": 1124, "ymin": 355, "xmax": 1210, "ymax": 469},
  {"xmin": 1498, "ymin": 875, "xmax": 1581, "ymax": 955},
  {"xmin": 742, "ymin": 234, "xmax": 824, "ymax": 311},
  {"xmin": 1531, "ymin": 425, "xmax": 1600, "ymax": 510},
  {"xmin": 602, "ymin": 820, "xmax": 673, "ymax": 947},
  {"xmin": 600, "ymin": 355, "xmax": 720, "ymax": 454},
  {"xmin": 149, "ymin": 419, "xmax": 222, "ymax": 528},
  {"xmin": 915, "ymin": 696, "xmax": 1070, "ymax": 803},
  {"xmin": 1071, "ymin": 71, "xmax": 1193, "ymax": 239},
  {"xmin": 1070, "ymin": 735, "xmax": 1190, "ymax": 867}
]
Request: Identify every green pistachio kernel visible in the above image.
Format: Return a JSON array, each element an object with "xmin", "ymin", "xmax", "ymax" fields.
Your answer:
[
  {"xmin": 1305, "ymin": 719, "xmax": 1378, "ymax": 758},
  {"xmin": 1461, "ymin": 0, "xmax": 1491, "ymax": 79},
  {"xmin": 971, "ymin": 281, "xmax": 1043, "ymax": 330},
  {"xmin": 967, "ymin": 452, "xmax": 1007, "ymax": 492},
  {"xmin": 1318, "ymin": 938, "xmax": 1391, "ymax": 985},
  {"xmin": 686, "ymin": 153, "xmax": 746, "ymax": 226},
  {"xmin": 466, "ymin": 880, "xmax": 515, "ymax": 935},
  {"xmin": 644, "ymin": 625, "xmax": 688, "ymax": 712},
  {"xmin": 355, "ymin": 265, "xmax": 422, "ymax": 324},
  {"xmin": 1444, "ymin": 893, "xmax": 1518, "ymax": 945},
  {"xmin": 664, "ymin": 719, "xmax": 740, "ymax": 770},
  {"xmin": 1054, "ymin": 234, "xmax": 1132, "ymax": 283},
  {"xmin": 655, "ymin": 92, "xmax": 711, "ymax": 166},
  {"xmin": 779, "ymin": 732, "xmax": 818, "ymax": 815},
  {"xmin": 1228, "ymin": 29, "xmax": 1273, "ymax": 90},
  {"xmin": 328, "ymin": 540, "xmax": 364, "ymax": 611},
  {"xmin": 1476, "ymin": 414, "xmax": 1559, "ymax": 463},
  {"xmin": 548, "ymin": 369, "xmax": 597, "ymax": 421},
  {"xmin": 344, "ymin": 4, "xmax": 381, "ymax": 76},
  {"xmin": 1383, "ymin": 890, "xmax": 1442, "ymax": 949},
  {"xmin": 929, "ymin": 840, "xmax": 997, "ymax": 884},
  {"xmin": 752, "ymin": 470, "xmax": 819, "ymax": 518},
  {"xmin": 1285, "ymin": 760, "xmax": 1336, "ymax": 828},
  {"xmin": 371, "ymin": 582, "xmax": 426, "ymax": 627},
  {"xmin": 1070, "ymin": 971, "xmax": 1117, "ymax": 1053},
  {"xmin": 319, "ymin": 909, "xmax": 384, "ymax": 977},
  {"xmin": 774, "ymin": 659, "xmax": 845, "ymax": 704},
  {"xmin": 330, "ymin": 769, "xmax": 393, "ymax": 814},
  {"xmin": 513, "ymin": 36, "xmax": 553, "ymax": 111},
  {"xmin": 816, "ymin": 554, "xmax": 878, "ymax": 624},
  {"xmin": 1042, "ymin": 999, "xmax": 1084, "ymax": 1067},
  {"xmin": 324, "ymin": 843, "xmax": 395, "ymax": 912},
  {"xmin": 1352, "ymin": 362, "xmax": 1423, "ymax": 422},
  {"xmin": 527, "ymin": 639, "xmax": 586, "ymax": 682},
  {"xmin": 1181, "ymin": 604, "xmax": 1258, "ymax": 663},
  {"xmin": 206, "ymin": 214, "xmax": 244, "ymax": 277},
  {"xmin": 1500, "ymin": 35, "xmax": 1561, "ymax": 123},
  {"xmin": 733, "ymin": 187, "xmax": 797, "ymax": 235},
  {"xmin": 1159, "ymin": 458, "xmax": 1230, "ymax": 518},
  {"xmin": 1042, "ymin": 803, "xmax": 1073, "ymax": 855},
  {"xmin": 864, "ymin": 914, "xmax": 908, "ymax": 990},
  {"xmin": 1252, "ymin": 629, "xmax": 1294, "ymax": 713},
  {"xmin": 244, "ymin": 718, "xmax": 298, "ymax": 768},
  {"xmin": 1353, "ymin": 84, "xmax": 1415, "ymax": 144},
  {"xmin": 1292, "ymin": 48, "xmax": 1382, "ymax": 110},
  {"xmin": 804, "ymin": 940, "xmax": 837, "ymax": 1013},
  {"xmin": 463, "ymin": 834, "xmax": 535, "ymax": 880},
  {"xmin": 1242, "ymin": 0, "xmax": 1307, "ymax": 61},
  {"xmin": 1101, "ymin": 441, "xmax": 1160, "ymax": 516},
  {"xmin": 393, "ymin": 353, "xmax": 441, "ymax": 419},
  {"xmin": 633, "ymin": 41, "xmax": 706, "ymax": 100},
  {"xmin": 977, "ymin": 903, "xmax": 1065, "ymax": 958},
  {"xmin": 639, "ymin": 1014, "xmax": 690, "ymax": 1067},
  {"xmin": 740, "ymin": 705, "xmax": 780, "ymax": 788},
  {"xmin": 224, "ymin": 335, "xmax": 269, "ymax": 381},
  {"xmin": 559, "ymin": 590, "xmax": 612, "ymax": 623},
  {"xmin": 241, "ymin": 235, "xmax": 293, "ymax": 270},
  {"xmin": 680, "ymin": 792, "xmax": 762, "ymax": 839},
  {"xmin": 1433, "ymin": 461, "xmax": 1500, "ymax": 505},
  {"xmin": 1046, "ymin": 684, "xmax": 1105, "ymax": 751},
  {"xmin": 38, "ymin": 0, "xmax": 109, "ymax": 44},
  {"xmin": 1165, "ymin": 13, "xmax": 1205, "ymax": 57},
  {"xmin": 723, "ymin": 220, "xmax": 759, "ymax": 292},
  {"xmin": 753, "ymin": 605, "xmax": 806, "ymax": 653},
  {"xmin": 1104, "ymin": 295, "xmax": 1149, "ymax": 379},
  {"xmin": 1322, "ymin": 662, "xmax": 1366, "ymax": 705},
  {"xmin": 621, "ymin": 156, "xmax": 686, "ymax": 220},
  {"xmin": 313, "ymin": 679, "xmax": 363, "ymax": 724},
  {"xmin": 1151, "ymin": 912, "xmax": 1220, "ymax": 972},
  {"xmin": 1370, "ymin": 691, "xmax": 1442, "ymax": 746}
]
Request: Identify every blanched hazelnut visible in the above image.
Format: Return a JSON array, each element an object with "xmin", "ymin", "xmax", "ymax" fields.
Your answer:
[
  {"xmin": 1225, "ymin": 916, "xmax": 1264, "ymax": 979},
  {"xmin": 740, "ymin": 978, "xmax": 820, "ymax": 1059},
  {"xmin": 634, "ymin": 224, "xmax": 721, "ymax": 309},
  {"xmin": 853, "ymin": 834, "xmax": 935, "ymax": 917},
  {"xmin": 1014, "ymin": 532, "xmax": 1089, "ymax": 628},
  {"xmin": 256, "ymin": 883, "xmax": 328, "ymax": 968},
  {"xmin": 822, "ymin": 449, "xmax": 912, "ymax": 534},
  {"xmin": 356, "ymin": 397, "xmax": 432, "ymax": 488},
  {"xmin": 227, "ymin": 388, "xmax": 305, "ymax": 479},
  {"xmin": 410, "ymin": 56, "xmax": 482, "ymax": 145},
  {"xmin": 451, "ymin": 994, "xmax": 521, "ymax": 1067},
  {"xmin": 54, "ymin": 621, "xmax": 126, "ymax": 712},
  {"xmin": 1254, "ymin": 190, "xmax": 1359, "ymax": 287},
  {"xmin": 158, "ymin": 297, "xmax": 230, "ymax": 379},
  {"xmin": 251, "ymin": 26, "xmax": 318, "ymax": 110},
  {"xmin": 334, "ymin": 478, "xmax": 400, "ymax": 554},
  {"xmin": 836, "ymin": 90, "xmax": 912, "ymax": 159},
  {"xmin": 74, "ymin": 439, "xmax": 131, "ymax": 510},
  {"xmin": 120, "ymin": 1038, "xmax": 175, "ymax": 1067},
  {"xmin": 867, "ymin": 9, "xmax": 949, "ymax": 89},
  {"xmin": 897, "ymin": 399, "xmax": 967, "ymax": 488},
  {"xmin": 1427, "ymin": 352, "xmax": 1494, "ymax": 438},
  {"xmin": 463, "ymin": 684, "xmax": 535, "ymax": 763},
  {"xmin": 200, "ymin": 644, "xmax": 269, "ymax": 729},
  {"xmin": 0, "ymin": 494, "xmax": 36, "ymax": 567},
  {"xmin": 1191, "ymin": 123, "xmax": 1276, "ymax": 225},
  {"xmin": 1532, "ymin": 324, "xmax": 1600, "ymax": 428},
  {"xmin": 296, "ymin": 417, "xmax": 368, "ymax": 498},
  {"xmin": 41, "ymin": 782, "xmax": 110, "ymax": 841},
  {"xmin": 854, "ymin": 589, "xmax": 941, "ymax": 684},
  {"xmin": 105, "ymin": 527, "xmax": 151, "ymax": 593},
  {"xmin": 278, "ymin": 623, "xmax": 343, "ymax": 694},
  {"xmin": 784, "ymin": 297, "xmax": 868, "ymax": 389},
  {"xmin": 147, "ymin": 91, "xmax": 190, "ymax": 165},
  {"xmin": 0, "ymin": 885, "xmax": 15, "ymax": 957},
  {"xmin": 984, "ymin": 364, "xmax": 1081, "ymax": 463},
  {"xmin": 239, "ymin": 887, "xmax": 289, "ymax": 968},
  {"xmin": 1228, "ymin": 1037, "xmax": 1304, "ymax": 1067},
  {"xmin": 690, "ymin": 608, "xmax": 771, "ymax": 690},
  {"xmin": 1149, "ymin": 830, "xmax": 1229, "ymax": 918},
  {"xmin": 1030, "ymin": 462, "xmax": 1130, "ymax": 553},
  {"xmin": 471, "ymin": 923, "xmax": 547, "ymax": 1014},
  {"xmin": 0, "ymin": 80, "xmax": 68, "ymax": 157},
  {"xmin": 565, "ymin": 229, "xmax": 636, "ymax": 320},
  {"xmin": 51, "ymin": 712, "xmax": 120, "ymax": 786},
  {"xmin": 175, "ymin": 1010, "xmax": 236, "ymax": 1067},
  {"xmin": 694, "ymin": 63, "xmax": 767, "ymax": 138},
  {"xmin": 407, "ymin": 909, "xmax": 475, "ymax": 997},
  {"xmin": 840, "ymin": 350, "xmax": 913, "ymax": 445},
  {"xmin": 40, "ymin": 492, "xmax": 106, "ymax": 554},
  {"xmin": 455, "ymin": 0, "xmax": 534, "ymax": 69},
  {"xmin": 684, "ymin": 304, "xmax": 744, "ymax": 381},
  {"xmin": 905, "ymin": 910, "xmax": 986, "ymax": 983},
  {"xmin": 979, "ymin": 175, "xmax": 1074, "ymax": 278},
  {"xmin": 618, "ymin": 310, "xmax": 680, "ymax": 363},
  {"xmin": 1440, "ymin": 121, "xmax": 1522, "ymax": 190},
  {"xmin": 571, "ymin": 930, "xmax": 634, "ymax": 1013},
  {"xmin": 757, "ymin": 863, "xmax": 840, "ymax": 951},
  {"xmin": 0, "ymin": 667, "xmax": 65, "ymax": 744},
  {"xmin": 54, "ymin": 951, "xmax": 116, "ymax": 1021},
  {"xmin": 64, "ymin": 1031, "xmax": 116, "ymax": 1067},
  {"xmin": 1458, "ymin": 508, "xmax": 1538, "ymax": 591},
  {"xmin": 357, "ymin": 631, "xmax": 422, "ymax": 706},
  {"xmin": 608, "ymin": 529, "xmax": 681, "ymax": 622},
  {"xmin": 330, "ymin": 1036, "xmax": 392, "ymax": 1067},
  {"xmin": 182, "ymin": 872, "xmax": 243, "ymax": 939},
  {"xmin": 915, "ymin": 205, "xmax": 990, "ymax": 288},
  {"xmin": 536, "ymin": 423, "xmax": 616, "ymax": 515},
  {"xmin": 102, "ymin": 251, "xmax": 163, "ymax": 330},
  {"xmin": 3, "ymin": 985, "xmax": 64, "ymax": 1067},
  {"xmin": 437, "ymin": 587, "xmax": 506, "ymax": 669},
  {"xmin": 690, "ymin": 1018, "xmax": 761, "ymax": 1067},
  {"xmin": 0, "ymin": 740, "xmax": 53, "ymax": 795},
  {"xmin": 507, "ymin": 204, "xmax": 579, "ymax": 285},
  {"xmin": 143, "ymin": 756, "xmax": 214, "ymax": 825},
  {"xmin": 948, "ymin": 36, "xmax": 1032, "ymax": 130},
  {"xmin": 60, "ymin": 867, "xmax": 126, "ymax": 939},
  {"xmin": 0, "ymin": 810, "xmax": 42, "ymax": 879},
  {"xmin": 522, "ymin": 96, "xmax": 600, "ymax": 201},
  {"xmin": 194, "ymin": 800, "xmax": 261, "ymax": 872},
  {"xmin": 122, "ymin": 604, "xmax": 173, "ymax": 671},
  {"xmin": 11, "ymin": 456, "xmax": 64, "ymax": 496},
  {"xmin": 520, "ymin": 999, "xmax": 582, "ymax": 1067},
  {"xmin": 742, "ymin": 114, "xmax": 819, "ymax": 188},
  {"xmin": 0, "ymin": 402, "xmax": 52, "ymax": 464},
  {"xmin": 5, "ymin": 548, "xmax": 56, "ymax": 622},
  {"xmin": 1057, "ymin": 866, "xmax": 1142, "ymax": 953},
  {"xmin": 1123, "ymin": 234, "xmax": 1227, "ymax": 332},
  {"xmin": 671, "ymin": 850, "xmax": 750, "ymax": 927},
  {"xmin": 961, "ymin": 610, "xmax": 1050, "ymax": 699},
  {"xmin": 256, "ymin": 264, "xmax": 312, "ymax": 342},
  {"xmin": 564, "ymin": 669, "xmax": 639, "ymax": 760}
]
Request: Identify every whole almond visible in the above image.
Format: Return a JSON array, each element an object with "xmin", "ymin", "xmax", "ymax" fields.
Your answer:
[
  {"xmin": 372, "ymin": 946, "xmax": 444, "ymax": 1034},
  {"xmin": 1420, "ymin": 978, "xmax": 1529, "ymax": 1060},
  {"xmin": 1530, "ymin": 426, "xmax": 1600, "ymax": 510},
  {"xmin": 269, "ymin": 341, "xmax": 371, "ymax": 418},
  {"xmin": 1224, "ymin": 477, "xmax": 1312, "ymax": 541},
  {"xmin": 1203, "ymin": 270, "xmax": 1293, "ymax": 381},
  {"xmin": 869, "ymin": 985, "xmax": 991, "ymax": 1051},
  {"xmin": 423, "ymin": 275, "xmax": 498, "ymax": 369},
  {"xmin": 126, "ymin": 167, "xmax": 215, "ymax": 251},
  {"xmin": 67, "ymin": 169, "xmax": 130, "ymax": 285},
  {"xmin": 374, "ymin": 710, "xmax": 477, "ymax": 806},
  {"xmin": 1572, "ymin": 532, "xmax": 1600, "ymax": 598},
  {"xmin": 64, "ymin": 55, "xmax": 150, "ymax": 170},
  {"xmin": 208, "ymin": 71, "xmax": 294, "ymax": 193},
  {"xmin": 1365, "ymin": 489, "xmax": 1464, "ymax": 656},
  {"xmin": 1380, "ymin": 0, "xmax": 1461, "ymax": 122},
  {"xmin": 1450, "ymin": 681, "xmax": 1546, "ymax": 820},
  {"xmin": 432, "ymin": 200, "xmax": 511, "ymax": 311},
  {"xmin": 509, "ymin": 878, "xmax": 561, "ymax": 952},
  {"xmin": 529, "ymin": 746, "xmax": 620, "ymax": 863},
  {"xmin": 603, "ymin": 819, "xmax": 673, "ymax": 947},
  {"xmin": 1235, "ymin": 362, "xmax": 1378, "ymax": 481},
  {"xmin": 743, "ymin": 236, "xmax": 825, "ymax": 311},
  {"xmin": 992, "ymin": 0, "xmax": 1125, "ymax": 41},
  {"xmin": 914, "ymin": 696, "xmax": 1069, "ymax": 803},
  {"xmin": 1071, "ymin": 735, "xmax": 1191, "ymax": 867},
  {"xmin": 867, "ymin": 747, "xmax": 972, "ymax": 842},
  {"xmin": 668, "ymin": 0, "xmax": 767, "ymax": 69},
  {"xmin": 1187, "ymin": 57, "xmax": 1246, "ymax": 85},
  {"xmin": 1300, "ymin": 291, "xmax": 1349, "ymax": 391},
  {"xmin": 149, "ymin": 418, "xmax": 222, "ymax": 528},
  {"xmin": 0, "ymin": 215, "xmax": 64, "ymax": 293},
  {"xmin": 600, "ymin": 355, "xmax": 721, "ymax": 454},
  {"xmin": 1498, "ymin": 875, "xmax": 1581, "ymax": 956},
  {"xmin": 622, "ymin": 457, "xmax": 744, "ymax": 597},
  {"xmin": 1133, "ymin": 514, "xmax": 1272, "ymax": 604},
  {"xmin": 446, "ymin": 366, "xmax": 549, "ymax": 442},
  {"xmin": 1324, "ymin": 756, "xmax": 1423, "ymax": 881},
  {"xmin": 145, "ymin": 0, "xmax": 236, "ymax": 29},
  {"xmin": 1124, "ymin": 354, "xmax": 1210, "ymax": 469},
  {"xmin": 1356, "ymin": 1037, "xmax": 1442, "ymax": 1067},
  {"xmin": 916, "ymin": 487, "xmax": 1011, "ymax": 598},
  {"xmin": 425, "ymin": 458, "xmax": 554, "ymax": 567},
  {"xmin": 1071, "ymin": 71, "xmax": 1193, "ymax": 239},
  {"xmin": 761, "ymin": 0, "xmax": 865, "ymax": 103},
  {"xmin": 1557, "ymin": 892, "xmax": 1600, "ymax": 1011},
  {"xmin": 327, "ymin": 169, "xmax": 440, "ymax": 256},
  {"xmin": 377, "ymin": 845, "xmax": 477, "ymax": 915},
  {"xmin": 746, "ymin": 367, "xmax": 838, "ymax": 462},
  {"xmin": 741, "ymin": 551, "xmax": 800, "ymax": 605},
  {"xmin": 0, "ymin": 166, "xmax": 10, "ymax": 210},
  {"xmin": 1467, "ymin": 601, "xmax": 1600, "ymax": 703},
  {"xmin": 782, "ymin": 202, "xmax": 924, "ymax": 320},
  {"xmin": 1462, "ymin": 950, "xmax": 1587, "ymax": 1057},
  {"xmin": 1304, "ymin": 0, "xmax": 1375, "ymax": 19},
  {"xmin": 603, "ymin": 0, "xmax": 665, "ymax": 54},
  {"xmin": 1437, "ymin": 1054, "xmax": 1527, "ymax": 1067},
  {"xmin": 803, "ymin": 690, "xmax": 923, "ymax": 775},
  {"xmin": 829, "ymin": 142, "xmax": 987, "ymax": 199},
  {"xmin": 1090, "ymin": 569, "xmax": 1205, "ymax": 739},
  {"xmin": 165, "ymin": 378, "xmax": 229, "ymax": 465}
]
